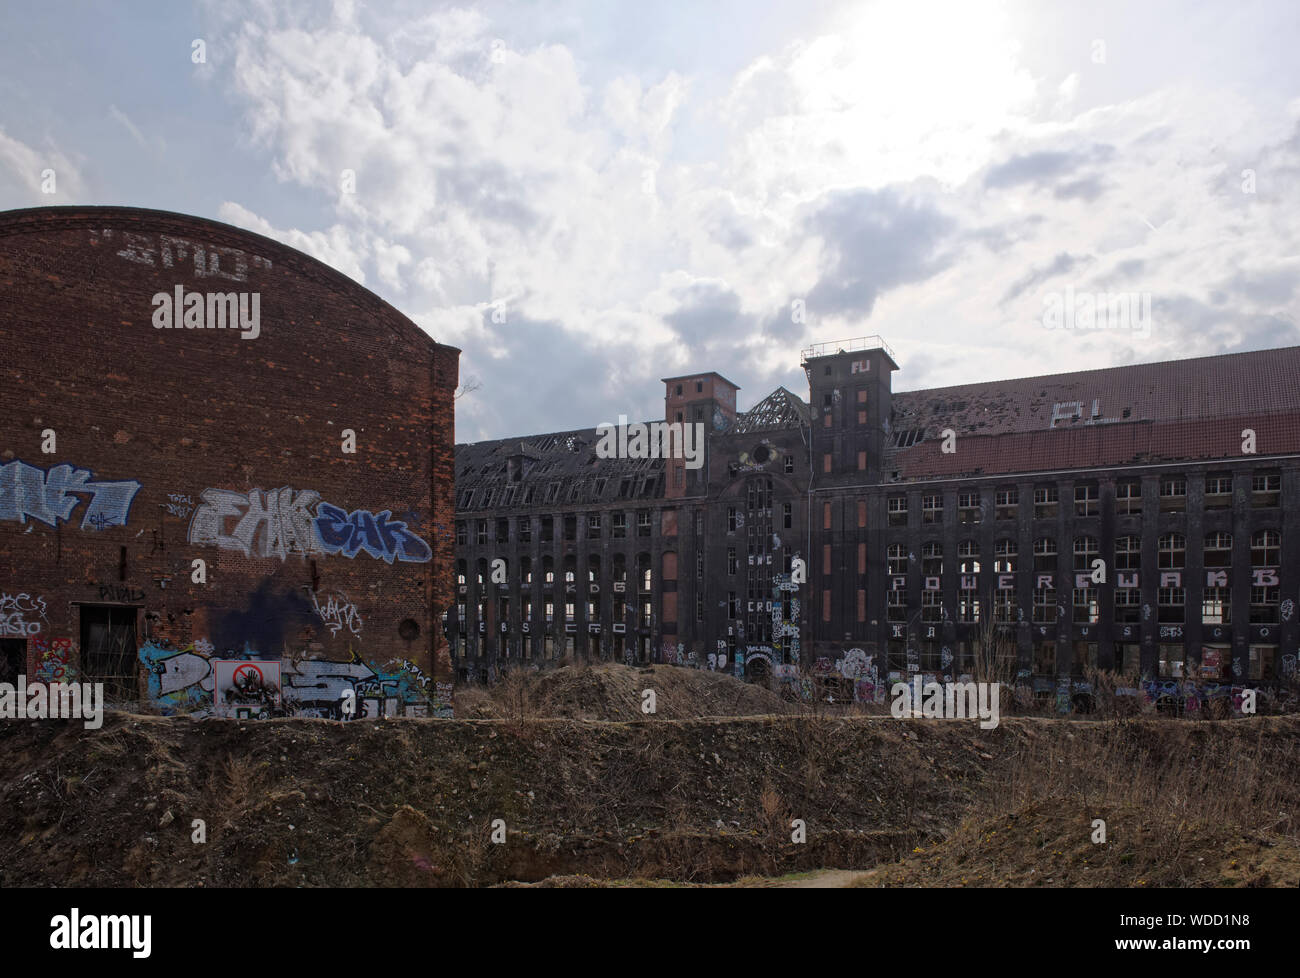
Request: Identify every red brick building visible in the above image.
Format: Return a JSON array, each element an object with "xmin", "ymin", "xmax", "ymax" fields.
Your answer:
[{"xmin": 0, "ymin": 206, "xmax": 458, "ymax": 718}]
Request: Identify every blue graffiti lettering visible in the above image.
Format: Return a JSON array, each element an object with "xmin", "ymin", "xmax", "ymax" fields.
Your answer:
[
  {"xmin": 0, "ymin": 460, "xmax": 140, "ymax": 530},
  {"xmin": 313, "ymin": 504, "xmax": 432, "ymax": 563}
]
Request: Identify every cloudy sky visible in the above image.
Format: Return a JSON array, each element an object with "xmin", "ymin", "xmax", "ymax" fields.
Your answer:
[{"xmin": 2, "ymin": 0, "xmax": 1298, "ymax": 442}]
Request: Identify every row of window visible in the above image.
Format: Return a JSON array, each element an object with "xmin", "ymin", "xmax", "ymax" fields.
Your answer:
[
  {"xmin": 883, "ymin": 641, "xmax": 1280, "ymax": 682},
  {"xmin": 457, "ymin": 511, "xmax": 654, "ymax": 545},
  {"xmin": 885, "ymin": 472, "xmax": 1281, "ymax": 525},
  {"xmin": 880, "ymin": 582, "xmax": 1281, "ymax": 625},
  {"xmin": 456, "ymin": 555, "xmax": 654, "ymax": 590},
  {"xmin": 883, "ymin": 531, "xmax": 1281, "ymax": 574},
  {"xmin": 453, "ymin": 596, "xmax": 654, "ymax": 629},
  {"xmin": 452, "ymin": 633, "xmax": 653, "ymax": 663},
  {"xmin": 459, "ymin": 474, "xmax": 659, "ymax": 510}
]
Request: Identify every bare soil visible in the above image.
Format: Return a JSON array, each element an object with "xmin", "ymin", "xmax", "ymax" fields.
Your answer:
[{"xmin": 2, "ymin": 664, "xmax": 1297, "ymax": 887}]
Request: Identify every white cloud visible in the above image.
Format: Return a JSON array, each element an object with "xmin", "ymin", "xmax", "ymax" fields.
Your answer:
[
  {"xmin": 202, "ymin": 0, "xmax": 1300, "ymax": 439},
  {"xmin": 0, "ymin": 127, "xmax": 85, "ymax": 203}
]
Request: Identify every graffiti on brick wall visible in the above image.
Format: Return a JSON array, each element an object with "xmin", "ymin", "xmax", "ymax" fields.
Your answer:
[
  {"xmin": 840, "ymin": 647, "xmax": 884, "ymax": 704},
  {"xmin": 1140, "ymin": 678, "xmax": 1277, "ymax": 716},
  {"xmin": 280, "ymin": 655, "xmax": 439, "ymax": 719},
  {"xmin": 771, "ymin": 575, "xmax": 801, "ymax": 669},
  {"xmin": 93, "ymin": 228, "xmax": 273, "ymax": 283},
  {"xmin": 98, "ymin": 584, "xmax": 145, "ymax": 602},
  {"xmin": 311, "ymin": 589, "xmax": 363, "ymax": 637},
  {"xmin": 164, "ymin": 493, "xmax": 195, "ymax": 519},
  {"xmin": 189, "ymin": 488, "xmax": 432, "ymax": 563},
  {"xmin": 0, "ymin": 460, "xmax": 141, "ymax": 530},
  {"xmin": 314, "ymin": 503, "xmax": 433, "ymax": 562},
  {"xmin": 32, "ymin": 636, "xmax": 75, "ymax": 682},
  {"xmin": 136, "ymin": 639, "xmax": 447, "ymax": 719},
  {"xmin": 0, "ymin": 592, "xmax": 48, "ymax": 636},
  {"xmin": 743, "ymin": 647, "xmax": 773, "ymax": 676},
  {"xmin": 190, "ymin": 488, "xmax": 323, "ymax": 559},
  {"xmin": 139, "ymin": 638, "xmax": 223, "ymax": 715},
  {"xmin": 661, "ymin": 640, "xmax": 685, "ymax": 665}
]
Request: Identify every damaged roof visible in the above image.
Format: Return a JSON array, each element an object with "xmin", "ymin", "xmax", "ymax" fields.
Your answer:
[
  {"xmin": 455, "ymin": 385, "xmax": 813, "ymax": 506},
  {"xmin": 455, "ymin": 425, "xmax": 666, "ymax": 509},
  {"xmin": 885, "ymin": 344, "xmax": 1300, "ymax": 480},
  {"xmin": 728, "ymin": 386, "xmax": 810, "ymax": 433}
]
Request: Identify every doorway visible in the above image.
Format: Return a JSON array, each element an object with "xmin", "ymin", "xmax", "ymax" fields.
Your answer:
[
  {"xmin": 79, "ymin": 605, "xmax": 138, "ymax": 701},
  {"xmin": 0, "ymin": 638, "xmax": 24, "ymax": 684}
]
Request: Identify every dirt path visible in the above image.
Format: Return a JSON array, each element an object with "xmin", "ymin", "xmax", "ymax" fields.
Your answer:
[{"xmin": 776, "ymin": 869, "xmax": 875, "ymax": 887}]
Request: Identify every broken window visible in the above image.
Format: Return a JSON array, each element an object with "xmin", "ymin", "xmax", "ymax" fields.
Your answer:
[
  {"xmin": 1033, "ymin": 485, "xmax": 1059, "ymax": 518},
  {"xmin": 1205, "ymin": 473, "xmax": 1232, "ymax": 507},
  {"xmin": 1159, "ymin": 476, "xmax": 1187, "ymax": 513},
  {"xmin": 1115, "ymin": 480, "xmax": 1142, "ymax": 515},
  {"xmin": 1252, "ymin": 471, "xmax": 1280, "ymax": 507}
]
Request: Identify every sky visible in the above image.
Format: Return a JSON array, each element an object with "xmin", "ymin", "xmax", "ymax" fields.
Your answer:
[{"xmin": 2, "ymin": 0, "xmax": 1298, "ymax": 443}]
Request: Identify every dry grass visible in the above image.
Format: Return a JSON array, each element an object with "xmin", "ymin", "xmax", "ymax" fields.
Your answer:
[{"xmin": 861, "ymin": 717, "xmax": 1300, "ymax": 887}]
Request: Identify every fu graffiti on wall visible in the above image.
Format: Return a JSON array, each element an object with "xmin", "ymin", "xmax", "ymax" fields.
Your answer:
[
  {"xmin": 188, "ymin": 487, "xmax": 432, "ymax": 563},
  {"xmin": 0, "ymin": 592, "xmax": 48, "ymax": 637},
  {"xmin": 0, "ymin": 460, "xmax": 141, "ymax": 531}
]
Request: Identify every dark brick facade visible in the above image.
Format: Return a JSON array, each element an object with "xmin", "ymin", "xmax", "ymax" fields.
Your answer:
[
  {"xmin": 0, "ymin": 206, "xmax": 458, "ymax": 718},
  {"xmin": 453, "ymin": 337, "xmax": 1300, "ymax": 709}
]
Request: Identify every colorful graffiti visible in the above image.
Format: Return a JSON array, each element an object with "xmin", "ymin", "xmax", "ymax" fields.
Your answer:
[
  {"xmin": 840, "ymin": 647, "xmax": 884, "ymax": 704},
  {"xmin": 0, "ymin": 460, "xmax": 140, "ymax": 530},
  {"xmin": 138, "ymin": 639, "xmax": 224, "ymax": 714},
  {"xmin": 0, "ymin": 592, "xmax": 47, "ymax": 636},
  {"xmin": 281, "ymin": 655, "xmax": 444, "ymax": 718},
  {"xmin": 32, "ymin": 636, "xmax": 76, "ymax": 682},
  {"xmin": 136, "ymin": 638, "xmax": 448, "ymax": 719},
  {"xmin": 189, "ymin": 487, "xmax": 431, "ymax": 563},
  {"xmin": 660, "ymin": 640, "xmax": 686, "ymax": 665},
  {"xmin": 1140, "ymin": 678, "xmax": 1270, "ymax": 716}
]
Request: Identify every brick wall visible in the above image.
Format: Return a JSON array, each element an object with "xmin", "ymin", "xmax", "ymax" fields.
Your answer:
[{"xmin": 0, "ymin": 206, "xmax": 459, "ymax": 718}]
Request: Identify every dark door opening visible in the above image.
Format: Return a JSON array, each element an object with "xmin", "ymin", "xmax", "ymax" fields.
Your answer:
[
  {"xmin": 79, "ymin": 605, "xmax": 138, "ymax": 701},
  {"xmin": 0, "ymin": 638, "xmax": 24, "ymax": 684}
]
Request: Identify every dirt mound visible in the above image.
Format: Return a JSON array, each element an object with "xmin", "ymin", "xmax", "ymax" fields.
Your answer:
[
  {"xmin": 855, "ymin": 804, "xmax": 1300, "ymax": 888},
  {"xmin": 455, "ymin": 662, "xmax": 795, "ymax": 720},
  {"xmin": 2, "ymin": 712, "xmax": 1298, "ymax": 887}
]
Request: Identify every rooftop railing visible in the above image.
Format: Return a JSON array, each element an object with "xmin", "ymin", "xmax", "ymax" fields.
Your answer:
[{"xmin": 800, "ymin": 335, "xmax": 896, "ymax": 363}]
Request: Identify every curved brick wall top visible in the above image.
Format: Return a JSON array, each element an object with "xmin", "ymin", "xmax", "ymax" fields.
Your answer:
[
  {"xmin": 0, "ymin": 205, "xmax": 459, "ymax": 357},
  {"xmin": 0, "ymin": 205, "xmax": 459, "ymax": 718}
]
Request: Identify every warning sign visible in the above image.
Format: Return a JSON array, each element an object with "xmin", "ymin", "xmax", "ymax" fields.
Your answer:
[{"xmin": 214, "ymin": 659, "xmax": 282, "ymax": 719}]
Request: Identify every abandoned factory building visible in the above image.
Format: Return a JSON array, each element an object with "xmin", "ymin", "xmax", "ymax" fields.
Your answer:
[
  {"xmin": 452, "ymin": 336, "xmax": 1300, "ymax": 707},
  {"xmin": 0, "ymin": 206, "xmax": 459, "ymax": 718}
]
